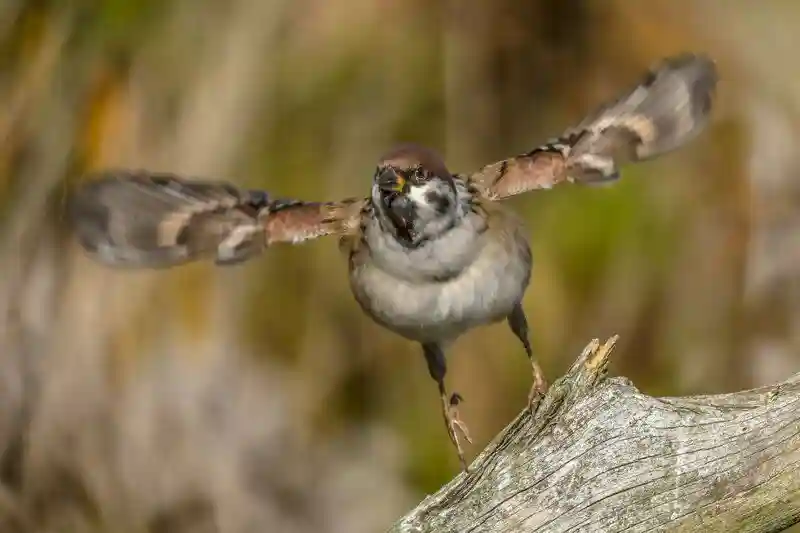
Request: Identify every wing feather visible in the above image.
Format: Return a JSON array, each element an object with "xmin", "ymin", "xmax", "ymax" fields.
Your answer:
[
  {"xmin": 263, "ymin": 198, "xmax": 366, "ymax": 246},
  {"xmin": 67, "ymin": 170, "xmax": 367, "ymax": 268},
  {"xmin": 466, "ymin": 53, "xmax": 718, "ymax": 200}
]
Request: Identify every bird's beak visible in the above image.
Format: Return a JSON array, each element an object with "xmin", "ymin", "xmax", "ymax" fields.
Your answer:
[{"xmin": 377, "ymin": 169, "xmax": 407, "ymax": 193}]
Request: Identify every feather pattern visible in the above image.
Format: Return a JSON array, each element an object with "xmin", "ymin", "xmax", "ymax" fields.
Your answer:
[
  {"xmin": 68, "ymin": 171, "xmax": 366, "ymax": 268},
  {"xmin": 64, "ymin": 52, "xmax": 720, "ymax": 471},
  {"xmin": 466, "ymin": 52, "xmax": 718, "ymax": 200}
]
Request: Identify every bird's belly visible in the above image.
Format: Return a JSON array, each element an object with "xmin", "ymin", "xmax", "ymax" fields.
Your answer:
[{"xmin": 349, "ymin": 237, "xmax": 531, "ymax": 343}]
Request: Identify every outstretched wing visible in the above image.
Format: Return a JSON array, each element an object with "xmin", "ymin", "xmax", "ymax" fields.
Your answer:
[
  {"xmin": 465, "ymin": 53, "xmax": 718, "ymax": 200},
  {"xmin": 67, "ymin": 171, "xmax": 367, "ymax": 268}
]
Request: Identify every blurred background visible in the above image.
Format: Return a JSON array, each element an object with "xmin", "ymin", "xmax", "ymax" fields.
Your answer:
[{"xmin": 1, "ymin": 0, "xmax": 799, "ymax": 531}]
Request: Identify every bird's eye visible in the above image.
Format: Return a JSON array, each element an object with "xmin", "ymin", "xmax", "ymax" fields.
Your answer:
[{"xmin": 412, "ymin": 167, "xmax": 429, "ymax": 182}]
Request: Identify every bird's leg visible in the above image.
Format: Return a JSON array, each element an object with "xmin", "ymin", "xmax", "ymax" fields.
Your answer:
[
  {"xmin": 508, "ymin": 303, "xmax": 548, "ymax": 416},
  {"xmin": 422, "ymin": 342, "xmax": 472, "ymax": 471}
]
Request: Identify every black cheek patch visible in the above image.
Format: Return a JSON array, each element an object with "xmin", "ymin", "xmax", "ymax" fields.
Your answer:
[{"xmin": 424, "ymin": 190, "xmax": 451, "ymax": 214}]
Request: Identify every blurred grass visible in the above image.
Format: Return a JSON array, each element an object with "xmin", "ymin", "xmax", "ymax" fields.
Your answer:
[{"xmin": 0, "ymin": 0, "xmax": 799, "ymax": 531}]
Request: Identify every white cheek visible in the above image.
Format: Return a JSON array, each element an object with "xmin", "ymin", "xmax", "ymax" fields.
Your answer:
[{"xmin": 407, "ymin": 184, "xmax": 432, "ymax": 206}]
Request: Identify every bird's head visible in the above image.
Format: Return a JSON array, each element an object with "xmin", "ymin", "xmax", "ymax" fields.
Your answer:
[{"xmin": 371, "ymin": 143, "xmax": 465, "ymax": 246}]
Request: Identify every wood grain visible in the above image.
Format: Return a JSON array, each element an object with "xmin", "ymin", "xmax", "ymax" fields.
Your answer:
[{"xmin": 387, "ymin": 337, "xmax": 800, "ymax": 533}]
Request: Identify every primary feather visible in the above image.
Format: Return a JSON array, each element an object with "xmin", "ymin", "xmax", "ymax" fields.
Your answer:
[
  {"xmin": 466, "ymin": 53, "xmax": 718, "ymax": 199},
  {"xmin": 68, "ymin": 171, "xmax": 365, "ymax": 268}
]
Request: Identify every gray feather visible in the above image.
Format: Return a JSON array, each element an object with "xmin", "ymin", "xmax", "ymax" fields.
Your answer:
[
  {"xmin": 564, "ymin": 52, "xmax": 718, "ymax": 183},
  {"xmin": 465, "ymin": 53, "xmax": 718, "ymax": 199},
  {"xmin": 68, "ymin": 171, "xmax": 268, "ymax": 268}
]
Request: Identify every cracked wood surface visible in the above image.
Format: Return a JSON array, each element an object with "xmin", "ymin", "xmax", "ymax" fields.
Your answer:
[{"xmin": 387, "ymin": 337, "xmax": 800, "ymax": 533}]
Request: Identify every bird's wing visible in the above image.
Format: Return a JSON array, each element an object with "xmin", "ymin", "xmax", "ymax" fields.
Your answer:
[
  {"xmin": 464, "ymin": 53, "xmax": 718, "ymax": 200},
  {"xmin": 67, "ymin": 171, "xmax": 367, "ymax": 268}
]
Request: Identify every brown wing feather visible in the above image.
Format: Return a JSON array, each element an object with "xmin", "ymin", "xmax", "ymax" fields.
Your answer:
[
  {"xmin": 68, "ymin": 170, "xmax": 366, "ymax": 268},
  {"xmin": 466, "ymin": 52, "xmax": 718, "ymax": 201},
  {"xmin": 262, "ymin": 197, "xmax": 367, "ymax": 246}
]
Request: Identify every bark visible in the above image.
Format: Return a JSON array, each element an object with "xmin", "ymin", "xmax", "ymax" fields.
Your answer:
[{"xmin": 387, "ymin": 337, "xmax": 800, "ymax": 533}]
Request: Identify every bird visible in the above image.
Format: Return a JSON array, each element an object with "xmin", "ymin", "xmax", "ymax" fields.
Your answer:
[{"xmin": 67, "ymin": 53, "xmax": 718, "ymax": 471}]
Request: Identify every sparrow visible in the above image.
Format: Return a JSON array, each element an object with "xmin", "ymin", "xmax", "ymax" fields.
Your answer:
[{"xmin": 67, "ymin": 53, "xmax": 718, "ymax": 470}]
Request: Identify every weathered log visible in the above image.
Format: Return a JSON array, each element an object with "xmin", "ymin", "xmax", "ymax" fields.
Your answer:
[{"xmin": 388, "ymin": 337, "xmax": 800, "ymax": 533}]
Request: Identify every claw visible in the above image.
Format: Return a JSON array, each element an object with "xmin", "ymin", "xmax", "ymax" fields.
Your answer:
[
  {"xmin": 528, "ymin": 386, "xmax": 544, "ymax": 417},
  {"xmin": 449, "ymin": 394, "xmax": 473, "ymax": 444},
  {"xmin": 528, "ymin": 361, "xmax": 548, "ymax": 417},
  {"xmin": 441, "ymin": 392, "xmax": 472, "ymax": 471}
]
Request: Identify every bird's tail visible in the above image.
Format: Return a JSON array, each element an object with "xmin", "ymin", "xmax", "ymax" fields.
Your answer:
[{"xmin": 558, "ymin": 53, "xmax": 718, "ymax": 184}]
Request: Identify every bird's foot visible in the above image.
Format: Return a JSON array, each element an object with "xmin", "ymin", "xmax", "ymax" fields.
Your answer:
[
  {"xmin": 441, "ymin": 392, "xmax": 472, "ymax": 471},
  {"xmin": 527, "ymin": 362, "xmax": 549, "ymax": 417}
]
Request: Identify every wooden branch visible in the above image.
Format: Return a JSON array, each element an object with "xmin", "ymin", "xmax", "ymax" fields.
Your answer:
[{"xmin": 387, "ymin": 337, "xmax": 800, "ymax": 533}]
